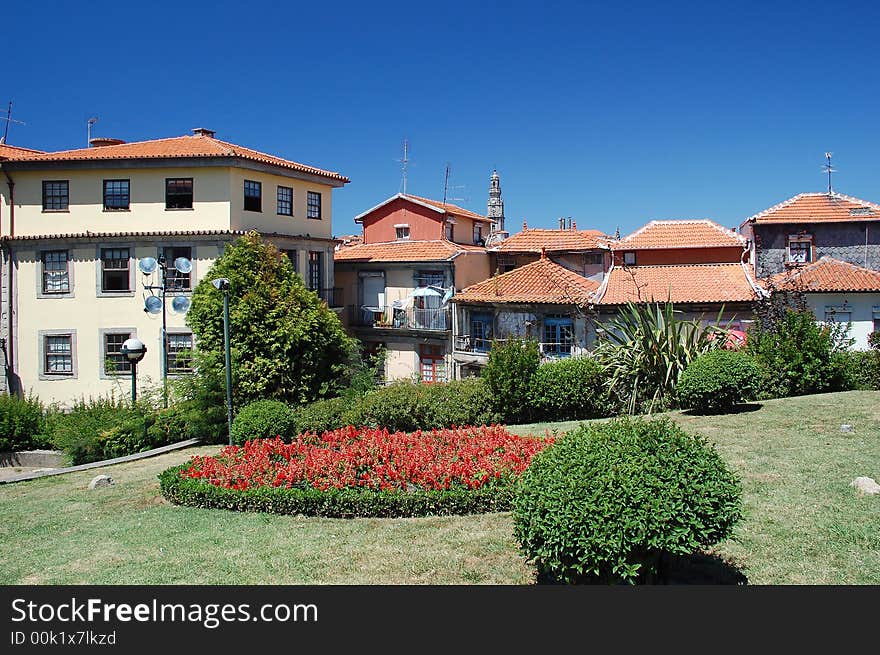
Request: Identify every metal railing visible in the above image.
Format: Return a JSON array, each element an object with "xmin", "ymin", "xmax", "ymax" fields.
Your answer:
[
  {"xmin": 347, "ymin": 305, "xmax": 450, "ymax": 331},
  {"xmin": 314, "ymin": 287, "xmax": 342, "ymax": 307},
  {"xmin": 454, "ymin": 335, "xmax": 581, "ymax": 358}
]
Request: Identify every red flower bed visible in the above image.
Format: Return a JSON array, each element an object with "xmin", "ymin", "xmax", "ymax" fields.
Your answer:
[{"xmin": 180, "ymin": 425, "xmax": 552, "ymax": 493}]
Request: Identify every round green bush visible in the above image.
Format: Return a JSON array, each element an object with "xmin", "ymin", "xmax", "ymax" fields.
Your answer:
[
  {"xmin": 230, "ymin": 400, "xmax": 297, "ymax": 444},
  {"xmin": 291, "ymin": 396, "xmax": 352, "ymax": 434},
  {"xmin": 529, "ymin": 356, "xmax": 612, "ymax": 421},
  {"xmin": 513, "ymin": 417, "xmax": 742, "ymax": 584},
  {"xmin": 675, "ymin": 349, "xmax": 761, "ymax": 413}
]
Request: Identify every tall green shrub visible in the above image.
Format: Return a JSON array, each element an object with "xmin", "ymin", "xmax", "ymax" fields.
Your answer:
[
  {"xmin": 529, "ymin": 356, "xmax": 611, "ymax": 421},
  {"xmin": 0, "ymin": 394, "xmax": 48, "ymax": 451},
  {"xmin": 513, "ymin": 417, "xmax": 742, "ymax": 584},
  {"xmin": 676, "ymin": 350, "xmax": 762, "ymax": 413},
  {"xmin": 483, "ymin": 338, "xmax": 540, "ymax": 423},
  {"xmin": 746, "ymin": 308, "xmax": 851, "ymax": 398},
  {"xmin": 231, "ymin": 400, "xmax": 298, "ymax": 444}
]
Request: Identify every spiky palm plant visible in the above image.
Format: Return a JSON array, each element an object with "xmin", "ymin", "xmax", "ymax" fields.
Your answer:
[{"xmin": 595, "ymin": 301, "xmax": 730, "ymax": 414}]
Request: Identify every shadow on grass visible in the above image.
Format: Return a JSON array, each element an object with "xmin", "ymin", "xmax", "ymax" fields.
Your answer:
[
  {"xmin": 536, "ymin": 551, "xmax": 748, "ymax": 585},
  {"xmin": 682, "ymin": 403, "xmax": 763, "ymax": 417}
]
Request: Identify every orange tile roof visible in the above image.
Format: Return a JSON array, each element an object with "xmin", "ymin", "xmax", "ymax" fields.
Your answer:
[
  {"xmin": 597, "ymin": 263, "xmax": 759, "ymax": 305},
  {"xmin": 493, "ymin": 228, "xmax": 611, "ymax": 253},
  {"xmin": 0, "ymin": 143, "xmax": 43, "ymax": 159},
  {"xmin": 333, "ymin": 239, "xmax": 485, "ymax": 263},
  {"xmin": 454, "ymin": 256, "xmax": 599, "ymax": 304},
  {"xmin": 6, "ymin": 135, "xmax": 349, "ymax": 183},
  {"xmin": 746, "ymin": 192, "xmax": 880, "ymax": 224},
  {"xmin": 401, "ymin": 194, "xmax": 493, "ymax": 223},
  {"xmin": 765, "ymin": 257, "xmax": 880, "ymax": 293},
  {"xmin": 616, "ymin": 219, "xmax": 745, "ymax": 250}
]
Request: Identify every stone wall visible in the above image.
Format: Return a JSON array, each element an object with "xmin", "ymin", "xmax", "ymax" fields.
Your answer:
[{"xmin": 754, "ymin": 222, "xmax": 880, "ymax": 277}]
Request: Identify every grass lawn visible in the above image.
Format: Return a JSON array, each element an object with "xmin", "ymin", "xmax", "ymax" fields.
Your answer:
[{"xmin": 1, "ymin": 391, "xmax": 878, "ymax": 584}]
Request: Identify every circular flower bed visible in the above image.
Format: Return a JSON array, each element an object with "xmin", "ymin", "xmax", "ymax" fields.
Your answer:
[{"xmin": 159, "ymin": 425, "xmax": 552, "ymax": 517}]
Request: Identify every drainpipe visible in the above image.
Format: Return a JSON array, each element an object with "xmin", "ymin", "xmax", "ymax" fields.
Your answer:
[
  {"xmin": 866, "ymin": 224, "xmax": 869, "ymax": 268},
  {"xmin": 1, "ymin": 164, "xmax": 15, "ymax": 394}
]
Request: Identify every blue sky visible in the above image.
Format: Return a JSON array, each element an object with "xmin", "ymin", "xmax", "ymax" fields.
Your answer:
[{"xmin": 5, "ymin": 0, "xmax": 880, "ymax": 236}]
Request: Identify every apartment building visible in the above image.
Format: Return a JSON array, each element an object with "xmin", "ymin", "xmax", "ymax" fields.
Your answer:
[{"xmin": 0, "ymin": 129, "xmax": 348, "ymax": 403}]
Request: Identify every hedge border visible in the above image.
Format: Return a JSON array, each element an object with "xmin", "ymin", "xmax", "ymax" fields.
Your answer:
[{"xmin": 158, "ymin": 464, "xmax": 516, "ymax": 518}]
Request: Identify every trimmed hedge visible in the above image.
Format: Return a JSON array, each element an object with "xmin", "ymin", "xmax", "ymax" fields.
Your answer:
[
  {"xmin": 159, "ymin": 463, "xmax": 516, "ymax": 518},
  {"xmin": 483, "ymin": 338, "xmax": 541, "ymax": 423},
  {"xmin": 512, "ymin": 417, "xmax": 742, "ymax": 584},
  {"xmin": 675, "ymin": 350, "xmax": 762, "ymax": 413},
  {"xmin": 231, "ymin": 399, "xmax": 297, "ymax": 444},
  {"xmin": 529, "ymin": 356, "xmax": 612, "ymax": 421}
]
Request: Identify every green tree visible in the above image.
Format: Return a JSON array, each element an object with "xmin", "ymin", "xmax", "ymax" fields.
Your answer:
[
  {"xmin": 186, "ymin": 232, "xmax": 356, "ymax": 407},
  {"xmin": 483, "ymin": 338, "xmax": 540, "ymax": 423}
]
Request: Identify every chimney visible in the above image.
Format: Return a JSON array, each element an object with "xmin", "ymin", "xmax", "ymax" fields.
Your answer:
[
  {"xmin": 523, "ymin": 219, "xmax": 528, "ymax": 230},
  {"xmin": 89, "ymin": 137, "xmax": 125, "ymax": 148},
  {"xmin": 558, "ymin": 217, "xmax": 564, "ymax": 229},
  {"xmin": 573, "ymin": 220, "xmax": 577, "ymax": 230},
  {"xmin": 192, "ymin": 127, "xmax": 216, "ymax": 138}
]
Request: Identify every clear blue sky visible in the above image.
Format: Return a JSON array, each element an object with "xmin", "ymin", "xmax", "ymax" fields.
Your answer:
[{"xmin": 5, "ymin": 0, "xmax": 880, "ymax": 236}]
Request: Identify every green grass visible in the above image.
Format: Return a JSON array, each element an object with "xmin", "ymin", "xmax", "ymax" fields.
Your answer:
[{"xmin": 1, "ymin": 391, "xmax": 878, "ymax": 584}]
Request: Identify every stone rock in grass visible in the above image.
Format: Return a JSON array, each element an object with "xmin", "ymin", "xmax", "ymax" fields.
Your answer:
[
  {"xmin": 88, "ymin": 475, "xmax": 115, "ymax": 490},
  {"xmin": 840, "ymin": 424, "xmax": 854, "ymax": 433},
  {"xmin": 850, "ymin": 477, "xmax": 880, "ymax": 496}
]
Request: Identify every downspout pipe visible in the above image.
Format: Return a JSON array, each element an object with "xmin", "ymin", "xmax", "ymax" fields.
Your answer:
[{"xmin": 0, "ymin": 163, "xmax": 16, "ymax": 394}]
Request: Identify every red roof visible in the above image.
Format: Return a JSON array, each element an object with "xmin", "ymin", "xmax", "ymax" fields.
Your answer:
[
  {"xmin": 597, "ymin": 263, "xmax": 759, "ymax": 305},
  {"xmin": 354, "ymin": 193, "xmax": 492, "ymax": 224},
  {"xmin": 765, "ymin": 256, "xmax": 880, "ymax": 293},
  {"xmin": 334, "ymin": 239, "xmax": 485, "ymax": 263},
  {"xmin": 492, "ymin": 228, "xmax": 610, "ymax": 253},
  {"xmin": 6, "ymin": 134, "xmax": 348, "ymax": 183},
  {"xmin": 746, "ymin": 192, "xmax": 880, "ymax": 224},
  {"xmin": 0, "ymin": 143, "xmax": 43, "ymax": 159},
  {"xmin": 454, "ymin": 256, "xmax": 598, "ymax": 304},
  {"xmin": 616, "ymin": 220, "xmax": 745, "ymax": 250}
]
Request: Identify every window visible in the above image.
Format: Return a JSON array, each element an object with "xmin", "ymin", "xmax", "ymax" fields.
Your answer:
[
  {"xmin": 307, "ymin": 191, "xmax": 322, "ymax": 219},
  {"xmin": 41, "ymin": 250, "xmax": 70, "ymax": 294},
  {"xmin": 473, "ymin": 224, "xmax": 483, "ymax": 245},
  {"xmin": 415, "ymin": 270, "xmax": 444, "ymax": 288},
  {"xmin": 543, "ymin": 315, "xmax": 574, "ymax": 357},
  {"xmin": 244, "ymin": 180, "xmax": 262, "ymax": 212},
  {"xmin": 42, "ymin": 181, "xmax": 69, "ymax": 211},
  {"xmin": 308, "ymin": 251, "xmax": 323, "ymax": 291},
  {"xmin": 101, "ymin": 248, "xmax": 130, "ymax": 292},
  {"xmin": 873, "ymin": 307, "xmax": 880, "ymax": 333},
  {"xmin": 44, "ymin": 334, "xmax": 73, "ymax": 375},
  {"xmin": 824, "ymin": 307, "xmax": 851, "ymax": 324},
  {"xmin": 420, "ymin": 344, "xmax": 446, "ymax": 383},
  {"xmin": 104, "ymin": 332, "xmax": 132, "ymax": 375},
  {"xmin": 623, "ymin": 252, "xmax": 637, "ymax": 266},
  {"xmin": 787, "ymin": 236, "xmax": 812, "ymax": 264},
  {"xmin": 445, "ymin": 223, "xmax": 454, "ymax": 241},
  {"xmin": 161, "ymin": 245, "xmax": 192, "ymax": 290},
  {"xmin": 166, "ymin": 332, "xmax": 194, "ymax": 374},
  {"xmin": 395, "ymin": 225, "xmax": 410, "ymax": 240},
  {"xmin": 585, "ymin": 253, "xmax": 604, "ymax": 266},
  {"xmin": 165, "ymin": 178, "xmax": 193, "ymax": 209},
  {"xmin": 277, "ymin": 186, "xmax": 293, "ymax": 216},
  {"xmin": 283, "ymin": 249, "xmax": 298, "ymax": 272},
  {"xmin": 103, "ymin": 179, "xmax": 130, "ymax": 210},
  {"xmin": 496, "ymin": 255, "xmax": 516, "ymax": 273},
  {"xmin": 470, "ymin": 313, "xmax": 494, "ymax": 352}
]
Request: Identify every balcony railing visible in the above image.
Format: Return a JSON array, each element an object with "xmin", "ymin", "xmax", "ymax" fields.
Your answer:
[
  {"xmin": 454, "ymin": 335, "xmax": 581, "ymax": 359},
  {"xmin": 348, "ymin": 305, "xmax": 450, "ymax": 331},
  {"xmin": 314, "ymin": 287, "xmax": 342, "ymax": 308}
]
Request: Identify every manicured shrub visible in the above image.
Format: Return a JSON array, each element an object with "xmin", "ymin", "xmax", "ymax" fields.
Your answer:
[
  {"xmin": 483, "ymin": 338, "xmax": 541, "ymax": 423},
  {"xmin": 675, "ymin": 350, "xmax": 762, "ymax": 413},
  {"xmin": 746, "ymin": 308, "xmax": 851, "ymax": 398},
  {"xmin": 421, "ymin": 378, "xmax": 497, "ymax": 427},
  {"xmin": 513, "ymin": 417, "xmax": 742, "ymax": 584},
  {"xmin": 354, "ymin": 382, "xmax": 428, "ymax": 432},
  {"xmin": 230, "ymin": 399, "xmax": 297, "ymax": 445},
  {"xmin": 291, "ymin": 396, "xmax": 351, "ymax": 434},
  {"xmin": 529, "ymin": 356, "xmax": 611, "ymax": 421},
  {"xmin": 160, "ymin": 426, "xmax": 552, "ymax": 517},
  {"xmin": 0, "ymin": 394, "xmax": 49, "ymax": 452}
]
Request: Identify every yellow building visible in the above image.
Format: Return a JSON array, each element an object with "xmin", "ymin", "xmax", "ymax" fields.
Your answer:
[{"xmin": 0, "ymin": 129, "xmax": 348, "ymax": 404}]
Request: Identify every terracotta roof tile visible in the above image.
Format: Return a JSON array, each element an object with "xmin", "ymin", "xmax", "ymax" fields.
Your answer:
[
  {"xmin": 597, "ymin": 263, "xmax": 759, "ymax": 305},
  {"xmin": 402, "ymin": 194, "xmax": 492, "ymax": 223},
  {"xmin": 0, "ymin": 143, "xmax": 43, "ymax": 159},
  {"xmin": 493, "ymin": 228, "xmax": 611, "ymax": 253},
  {"xmin": 616, "ymin": 220, "xmax": 745, "ymax": 250},
  {"xmin": 6, "ymin": 135, "xmax": 348, "ymax": 183},
  {"xmin": 454, "ymin": 256, "xmax": 598, "ymax": 304},
  {"xmin": 765, "ymin": 256, "xmax": 880, "ymax": 292},
  {"xmin": 746, "ymin": 192, "xmax": 880, "ymax": 224},
  {"xmin": 333, "ymin": 239, "xmax": 485, "ymax": 263}
]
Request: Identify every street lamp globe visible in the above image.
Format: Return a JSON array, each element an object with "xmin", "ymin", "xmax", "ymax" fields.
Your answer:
[{"xmin": 121, "ymin": 337, "xmax": 147, "ymax": 363}]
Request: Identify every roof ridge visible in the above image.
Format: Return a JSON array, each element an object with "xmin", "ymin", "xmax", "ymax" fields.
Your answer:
[{"xmin": 746, "ymin": 191, "xmax": 880, "ymax": 223}]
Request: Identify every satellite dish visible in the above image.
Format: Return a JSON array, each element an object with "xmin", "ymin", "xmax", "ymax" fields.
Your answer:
[
  {"xmin": 138, "ymin": 257, "xmax": 158, "ymax": 275},
  {"xmin": 173, "ymin": 257, "xmax": 193, "ymax": 274},
  {"xmin": 171, "ymin": 295, "xmax": 191, "ymax": 313},
  {"xmin": 144, "ymin": 295, "xmax": 162, "ymax": 314}
]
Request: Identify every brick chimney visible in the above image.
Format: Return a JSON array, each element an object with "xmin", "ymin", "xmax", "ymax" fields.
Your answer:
[{"xmin": 191, "ymin": 127, "xmax": 216, "ymax": 138}]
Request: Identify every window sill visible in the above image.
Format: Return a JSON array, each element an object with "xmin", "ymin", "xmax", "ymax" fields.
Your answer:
[
  {"xmin": 277, "ymin": 213, "xmax": 294, "ymax": 217},
  {"xmin": 37, "ymin": 292, "xmax": 75, "ymax": 299},
  {"xmin": 97, "ymin": 291, "xmax": 136, "ymax": 298},
  {"xmin": 307, "ymin": 217, "xmax": 323, "ymax": 220},
  {"xmin": 41, "ymin": 209, "xmax": 70, "ymax": 214},
  {"xmin": 39, "ymin": 373, "xmax": 77, "ymax": 381},
  {"xmin": 165, "ymin": 207, "xmax": 194, "ymax": 211},
  {"xmin": 243, "ymin": 208, "xmax": 263, "ymax": 213},
  {"xmin": 103, "ymin": 208, "xmax": 131, "ymax": 212}
]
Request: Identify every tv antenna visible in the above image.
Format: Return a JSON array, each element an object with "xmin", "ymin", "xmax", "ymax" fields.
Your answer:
[
  {"xmin": 87, "ymin": 117, "xmax": 99, "ymax": 146},
  {"xmin": 822, "ymin": 152, "xmax": 837, "ymax": 195},
  {"xmin": 442, "ymin": 162, "xmax": 468, "ymax": 205},
  {"xmin": 1, "ymin": 100, "xmax": 26, "ymax": 144}
]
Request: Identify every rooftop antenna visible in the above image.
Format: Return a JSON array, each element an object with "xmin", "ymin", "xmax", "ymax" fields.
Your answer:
[
  {"xmin": 443, "ymin": 162, "xmax": 451, "ymax": 204},
  {"xmin": 395, "ymin": 139, "xmax": 410, "ymax": 194},
  {"xmin": 1, "ymin": 100, "xmax": 26, "ymax": 144},
  {"xmin": 441, "ymin": 162, "xmax": 468, "ymax": 205},
  {"xmin": 823, "ymin": 152, "xmax": 836, "ymax": 195},
  {"xmin": 87, "ymin": 117, "xmax": 99, "ymax": 147}
]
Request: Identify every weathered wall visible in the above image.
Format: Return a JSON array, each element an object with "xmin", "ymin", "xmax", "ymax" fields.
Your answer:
[{"xmin": 753, "ymin": 222, "xmax": 880, "ymax": 277}]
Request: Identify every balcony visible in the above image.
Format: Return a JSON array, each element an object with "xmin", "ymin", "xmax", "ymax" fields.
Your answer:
[
  {"xmin": 314, "ymin": 287, "xmax": 342, "ymax": 308},
  {"xmin": 348, "ymin": 305, "xmax": 450, "ymax": 331},
  {"xmin": 454, "ymin": 335, "xmax": 582, "ymax": 359}
]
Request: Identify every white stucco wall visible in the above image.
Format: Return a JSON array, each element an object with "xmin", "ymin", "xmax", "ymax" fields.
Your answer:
[{"xmin": 804, "ymin": 293, "xmax": 880, "ymax": 350}]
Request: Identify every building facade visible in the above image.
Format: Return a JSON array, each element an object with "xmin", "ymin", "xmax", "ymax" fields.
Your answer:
[{"xmin": 0, "ymin": 129, "xmax": 348, "ymax": 403}]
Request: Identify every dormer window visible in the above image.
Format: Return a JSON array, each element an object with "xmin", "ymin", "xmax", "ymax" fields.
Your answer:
[
  {"xmin": 473, "ymin": 224, "xmax": 483, "ymax": 245},
  {"xmin": 787, "ymin": 235, "xmax": 812, "ymax": 264},
  {"xmin": 623, "ymin": 252, "xmax": 636, "ymax": 266},
  {"xmin": 395, "ymin": 224, "xmax": 410, "ymax": 240}
]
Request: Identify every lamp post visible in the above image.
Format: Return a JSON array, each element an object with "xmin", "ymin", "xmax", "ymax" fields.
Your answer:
[
  {"xmin": 212, "ymin": 278, "xmax": 233, "ymax": 446},
  {"xmin": 121, "ymin": 337, "xmax": 147, "ymax": 405}
]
